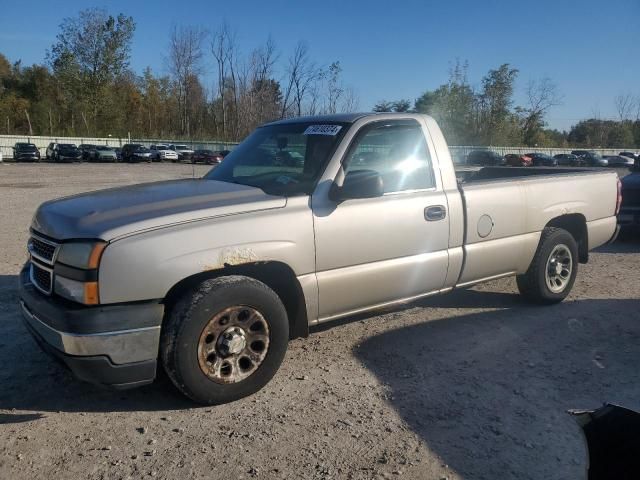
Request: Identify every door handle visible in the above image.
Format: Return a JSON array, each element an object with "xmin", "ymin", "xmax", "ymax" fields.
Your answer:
[{"xmin": 424, "ymin": 205, "xmax": 447, "ymax": 221}]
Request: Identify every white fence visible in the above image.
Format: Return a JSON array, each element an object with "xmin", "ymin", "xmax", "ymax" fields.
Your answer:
[
  {"xmin": 0, "ymin": 135, "xmax": 238, "ymax": 160},
  {"xmin": 0, "ymin": 134, "xmax": 632, "ymax": 163}
]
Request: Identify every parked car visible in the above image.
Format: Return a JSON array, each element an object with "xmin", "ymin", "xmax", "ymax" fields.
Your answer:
[
  {"xmin": 89, "ymin": 146, "xmax": 118, "ymax": 162},
  {"xmin": 79, "ymin": 144, "xmax": 96, "ymax": 161},
  {"xmin": 466, "ymin": 150, "xmax": 504, "ymax": 166},
  {"xmin": 605, "ymin": 155, "xmax": 635, "ymax": 167},
  {"xmin": 114, "ymin": 148, "xmax": 123, "ymax": 162},
  {"xmin": 170, "ymin": 144, "xmax": 195, "ymax": 162},
  {"xmin": 504, "ymin": 153, "xmax": 532, "ymax": 167},
  {"xmin": 527, "ymin": 153, "xmax": 558, "ymax": 166},
  {"xmin": 192, "ymin": 149, "xmax": 224, "ymax": 164},
  {"xmin": 53, "ymin": 144, "xmax": 82, "ymax": 163},
  {"xmin": 45, "ymin": 142, "xmax": 57, "ymax": 160},
  {"xmin": 618, "ymin": 158, "xmax": 640, "ymax": 230},
  {"xmin": 553, "ymin": 153, "xmax": 583, "ymax": 166},
  {"xmin": 12, "ymin": 142, "xmax": 40, "ymax": 162},
  {"xmin": 218, "ymin": 150, "xmax": 232, "ymax": 158},
  {"xmin": 150, "ymin": 144, "xmax": 178, "ymax": 162},
  {"xmin": 619, "ymin": 151, "xmax": 638, "ymax": 161},
  {"xmin": 571, "ymin": 150, "xmax": 608, "ymax": 167},
  {"xmin": 121, "ymin": 144, "xmax": 152, "ymax": 163},
  {"xmin": 19, "ymin": 113, "xmax": 620, "ymax": 405}
]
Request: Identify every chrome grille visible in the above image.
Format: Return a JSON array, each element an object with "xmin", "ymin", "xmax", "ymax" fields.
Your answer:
[
  {"xmin": 30, "ymin": 262, "xmax": 53, "ymax": 295},
  {"xmin": 28, "ymin": 233, "xmax": 59, "ymax": 265}
]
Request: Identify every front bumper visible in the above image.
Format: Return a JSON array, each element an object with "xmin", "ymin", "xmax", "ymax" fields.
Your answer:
[
  {"xmin": 18, "ymin": 265, "xmax": 164, "ymax": 389},
  {"xmin": 16, "ymin": 154, "xmax": 40, "ymax": 161}
]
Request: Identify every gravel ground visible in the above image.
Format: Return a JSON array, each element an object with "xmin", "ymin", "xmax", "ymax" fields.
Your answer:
[{"xmin": 0, "ymin": 163, "xmax": 639, "ymax": 480}]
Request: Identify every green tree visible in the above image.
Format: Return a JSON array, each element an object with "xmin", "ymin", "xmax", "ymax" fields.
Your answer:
[
  {"xmin": 414, "ymin": 60, "xmax": 476, "ymax": 144},
  {"xmin": 476, "ymin": 64, "xmax": 519, "ymax": 144},
  {"xmin": 47, "ymin": 8, "xmax": 135, "ymax": 135}
]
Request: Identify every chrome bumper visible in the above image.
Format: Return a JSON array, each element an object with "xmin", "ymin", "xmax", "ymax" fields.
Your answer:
[{"xmin": 20, "ymin": 300, "xmax": 160, "ymax": 365}]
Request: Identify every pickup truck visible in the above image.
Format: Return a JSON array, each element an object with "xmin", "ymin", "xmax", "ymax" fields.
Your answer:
[{"xmin": 19, "ymin": 113, "xmax": 621, "ymax": 405}]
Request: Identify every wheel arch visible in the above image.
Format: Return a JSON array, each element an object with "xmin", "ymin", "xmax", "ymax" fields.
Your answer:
[
  {"xmin": 162, "ymin": 261, "xmax": 309, "ymax": 340},
  {"xmin": 545, "ymin": 214, "xmax": 588, "ymax": 263}
]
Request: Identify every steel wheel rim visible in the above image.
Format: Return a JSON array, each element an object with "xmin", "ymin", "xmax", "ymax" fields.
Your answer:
[
  {"xmin": 197, "ymin": 306, "xmax": 270, "ymax": 384},
  {"xmin": 545, "ymin": 244, "xmax": 573, "ymax": 293}
]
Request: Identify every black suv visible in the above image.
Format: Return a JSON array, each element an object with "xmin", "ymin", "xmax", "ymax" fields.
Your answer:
[
  {"xmin": 13, "ymin": 143, "xmax": 40, "ymax": 162},
  {"xmin": 53, "ymin": 144, "xmax": 82, "ymax": 163},
  {"xmin": 78, "ymin": 144, "xmax": 96, "ymax": 161},
  {"xmin": 121, "ymin": 144, "xmax": 152, "ymax": 162}
]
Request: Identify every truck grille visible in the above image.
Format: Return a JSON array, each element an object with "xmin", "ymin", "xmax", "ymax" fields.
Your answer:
[
  {"xmin": 28, "ymin": 233, "xmax": 59, "ymax": 295},
  {"xmin": 29, "ymin": 236, "xmax": 58, "ymax": 263},
  {"xmin": 30, "ymin": 262, "xmax": 53, "ymax": 294}
]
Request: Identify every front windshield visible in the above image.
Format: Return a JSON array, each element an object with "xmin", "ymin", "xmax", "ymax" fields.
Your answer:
[
  {"xmin": 205, "ymin": 122, "xmax": 348, "ymax": 196},
  {"xmin": 60, "ymin": 144, "xmax": 77, "ymax": 148}
]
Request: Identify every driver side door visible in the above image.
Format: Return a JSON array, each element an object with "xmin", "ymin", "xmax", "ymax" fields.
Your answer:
[{"xmin": 312, "ymin": 119, "xmax": 451, "ymax": 321}]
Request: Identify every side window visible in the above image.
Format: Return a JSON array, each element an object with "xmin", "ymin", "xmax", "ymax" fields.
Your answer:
[{"xmin": 343, "ymin": 121, "xmax": 435, "ymax": 193}]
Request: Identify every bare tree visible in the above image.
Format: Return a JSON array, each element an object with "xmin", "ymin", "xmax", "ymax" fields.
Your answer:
[
  {"xmin": 281, "ymin": 42, "xmax": 321, "ymax": 118},
  {"xmin": 168, "ymin": 25, "xmax": 206, "ymax": 136},
  {"xmin": 614, "ymin": 92, "xmax": 636, "ymax": 121},
  {"xmin": 211, "ymin": 23, "xmax": 237, "ymax": 139},
  {"xmin": 520, "ymin": 77, "xmax": 563, "ymax": 143},
  {"xmin": 340, "ymin": 87, "xmax": 359, "ymax": 113}
]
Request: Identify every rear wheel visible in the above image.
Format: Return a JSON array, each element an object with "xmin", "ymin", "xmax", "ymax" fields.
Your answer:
[
  {"xmin": 161, "ymin": 276, "xmax": 289, "ymax": 405},
  {"xmin": 516, "ymin": 227, "xmax": 578, "ymax": 304}
]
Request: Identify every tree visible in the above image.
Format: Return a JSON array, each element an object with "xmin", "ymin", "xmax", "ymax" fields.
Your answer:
[
  {"xmin": 476, "ymin": 64, "xmax": 519, "ymax": 144},
  {"xmin": 373, "ymin": 99, "xmax": 412, "ymax": 113},
  {"xmin": 614, "ymin": 92, "xmax": 636, "ymax": 121},
  {"xmin": 518, "ymin": 78, "xmax": 563, "ymax": 146},
  {"xmin": 168, "ymin": 25, "xmax": 206, "ymax": 136},
  {"xmin": 281, "ymin": 41, "xmax": 322, "ymax": 118},
  {"xmin": 47, "ymin": 8, "xmax": 135, "ymax": 135},
  {"xmin": 414, "ymin": 60, "xmax": 476, "ymax": 144}
]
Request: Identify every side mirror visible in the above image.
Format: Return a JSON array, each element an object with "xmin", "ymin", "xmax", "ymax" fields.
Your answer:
[{"xmin": 330, "ymin": 169, "xmax": 384, "ymax": 201}]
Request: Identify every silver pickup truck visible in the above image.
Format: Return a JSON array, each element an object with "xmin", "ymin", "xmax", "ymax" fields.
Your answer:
[{"xmin": 19, "ymin": 113, "xmax": 621, "ymax": 404}]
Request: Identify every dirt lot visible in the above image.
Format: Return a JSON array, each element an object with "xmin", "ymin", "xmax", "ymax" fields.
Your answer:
[{"xmin": 1, "ymin": 163, "xmax": 639, "ymax": 480}]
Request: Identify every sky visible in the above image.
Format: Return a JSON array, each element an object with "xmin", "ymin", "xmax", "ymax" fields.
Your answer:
[{"xmin": 0, "ymin": 0, "xmax": 638, "ymax": 131}]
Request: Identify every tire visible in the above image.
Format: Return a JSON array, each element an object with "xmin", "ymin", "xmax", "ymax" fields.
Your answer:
[
  {"xmin": 161, "ymin": 275, "xmax": 289, "ymax": 405},
  {"xmin": 516, "ymin": 227, "xmax": 578, "ymax": 304}
]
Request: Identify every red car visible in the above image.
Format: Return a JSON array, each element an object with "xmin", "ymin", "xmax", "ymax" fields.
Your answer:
[
  {"xmin": 504, "ymin": 153, "xmax": 532, "ymax": 167},
  {"xmin": 192, "ymin": 149, "xmax": 224, "ymax": 164}
]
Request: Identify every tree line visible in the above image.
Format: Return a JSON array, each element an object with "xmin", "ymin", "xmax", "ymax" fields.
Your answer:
[
  {"xmin": 0, "ymin": 8, "xmax": 357, "ymax": 142},
  {"xmin": 374, "ymin": 61, "xmax": 640, "ymax": 148},
  {"xmin": 1, "ymin": 8, "xmax": 639, "ymax": 148}
]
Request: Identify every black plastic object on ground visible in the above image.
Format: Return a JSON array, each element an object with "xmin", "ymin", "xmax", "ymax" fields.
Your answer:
[{"xmin": 569, "ymin": 404, "xmax": 640, "ymax": 479}]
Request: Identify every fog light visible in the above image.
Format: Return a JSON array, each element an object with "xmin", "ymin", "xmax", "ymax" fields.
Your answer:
[{"xmin": 55, "ymin": 276, "xmax": 99, "ymax": 305}]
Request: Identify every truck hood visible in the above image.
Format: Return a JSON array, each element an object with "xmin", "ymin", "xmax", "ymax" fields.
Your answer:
[{"xmin": 32, "ymin": 179, "xmax": 286, "ymax": 241}]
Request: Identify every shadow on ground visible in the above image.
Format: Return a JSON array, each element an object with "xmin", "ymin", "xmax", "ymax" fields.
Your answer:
[
  {"xmin": 355, "ymin": 294, "xmax": 640, "ymax": 479},
  {"xmin": 595, "ymin": 230, "xmax": 640, "ymax": 253}
]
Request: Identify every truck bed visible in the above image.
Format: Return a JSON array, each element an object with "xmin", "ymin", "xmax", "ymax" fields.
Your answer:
[
  {"xmin": 455, "ymin": 166, "xmax": 611, "ymax": 184},
  {"xmin": 452, "ymin": 166, "xmax": 619, "ymax": 287}
]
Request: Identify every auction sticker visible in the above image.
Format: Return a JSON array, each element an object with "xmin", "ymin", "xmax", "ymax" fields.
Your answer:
[{"xmin": 303, "ymin": 125, "xmax": 342, "ymax": 136}]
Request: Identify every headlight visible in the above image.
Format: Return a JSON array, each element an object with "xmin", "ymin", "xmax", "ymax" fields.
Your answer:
[
  {"xmin": 57, "ymin": 242, "xmax": 106, "ymax": 269},
  {"xmin": 54, "ymin": 242, "xmax": 105, "ymax": 305}
]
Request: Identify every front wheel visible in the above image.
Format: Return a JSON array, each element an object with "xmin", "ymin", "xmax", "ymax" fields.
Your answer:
[
  {"xmin": 161, "ymin": 276, "xmax": 289, "ymax": 405},
  {"xmin": 516, "ymin": 227, "xmax": 578, "ymax": 304}
]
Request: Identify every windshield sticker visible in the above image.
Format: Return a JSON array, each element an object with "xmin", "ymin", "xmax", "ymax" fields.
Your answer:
[{"xmin": 303, "ymin": 125, "xmax": 342, "ymax": 136}]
